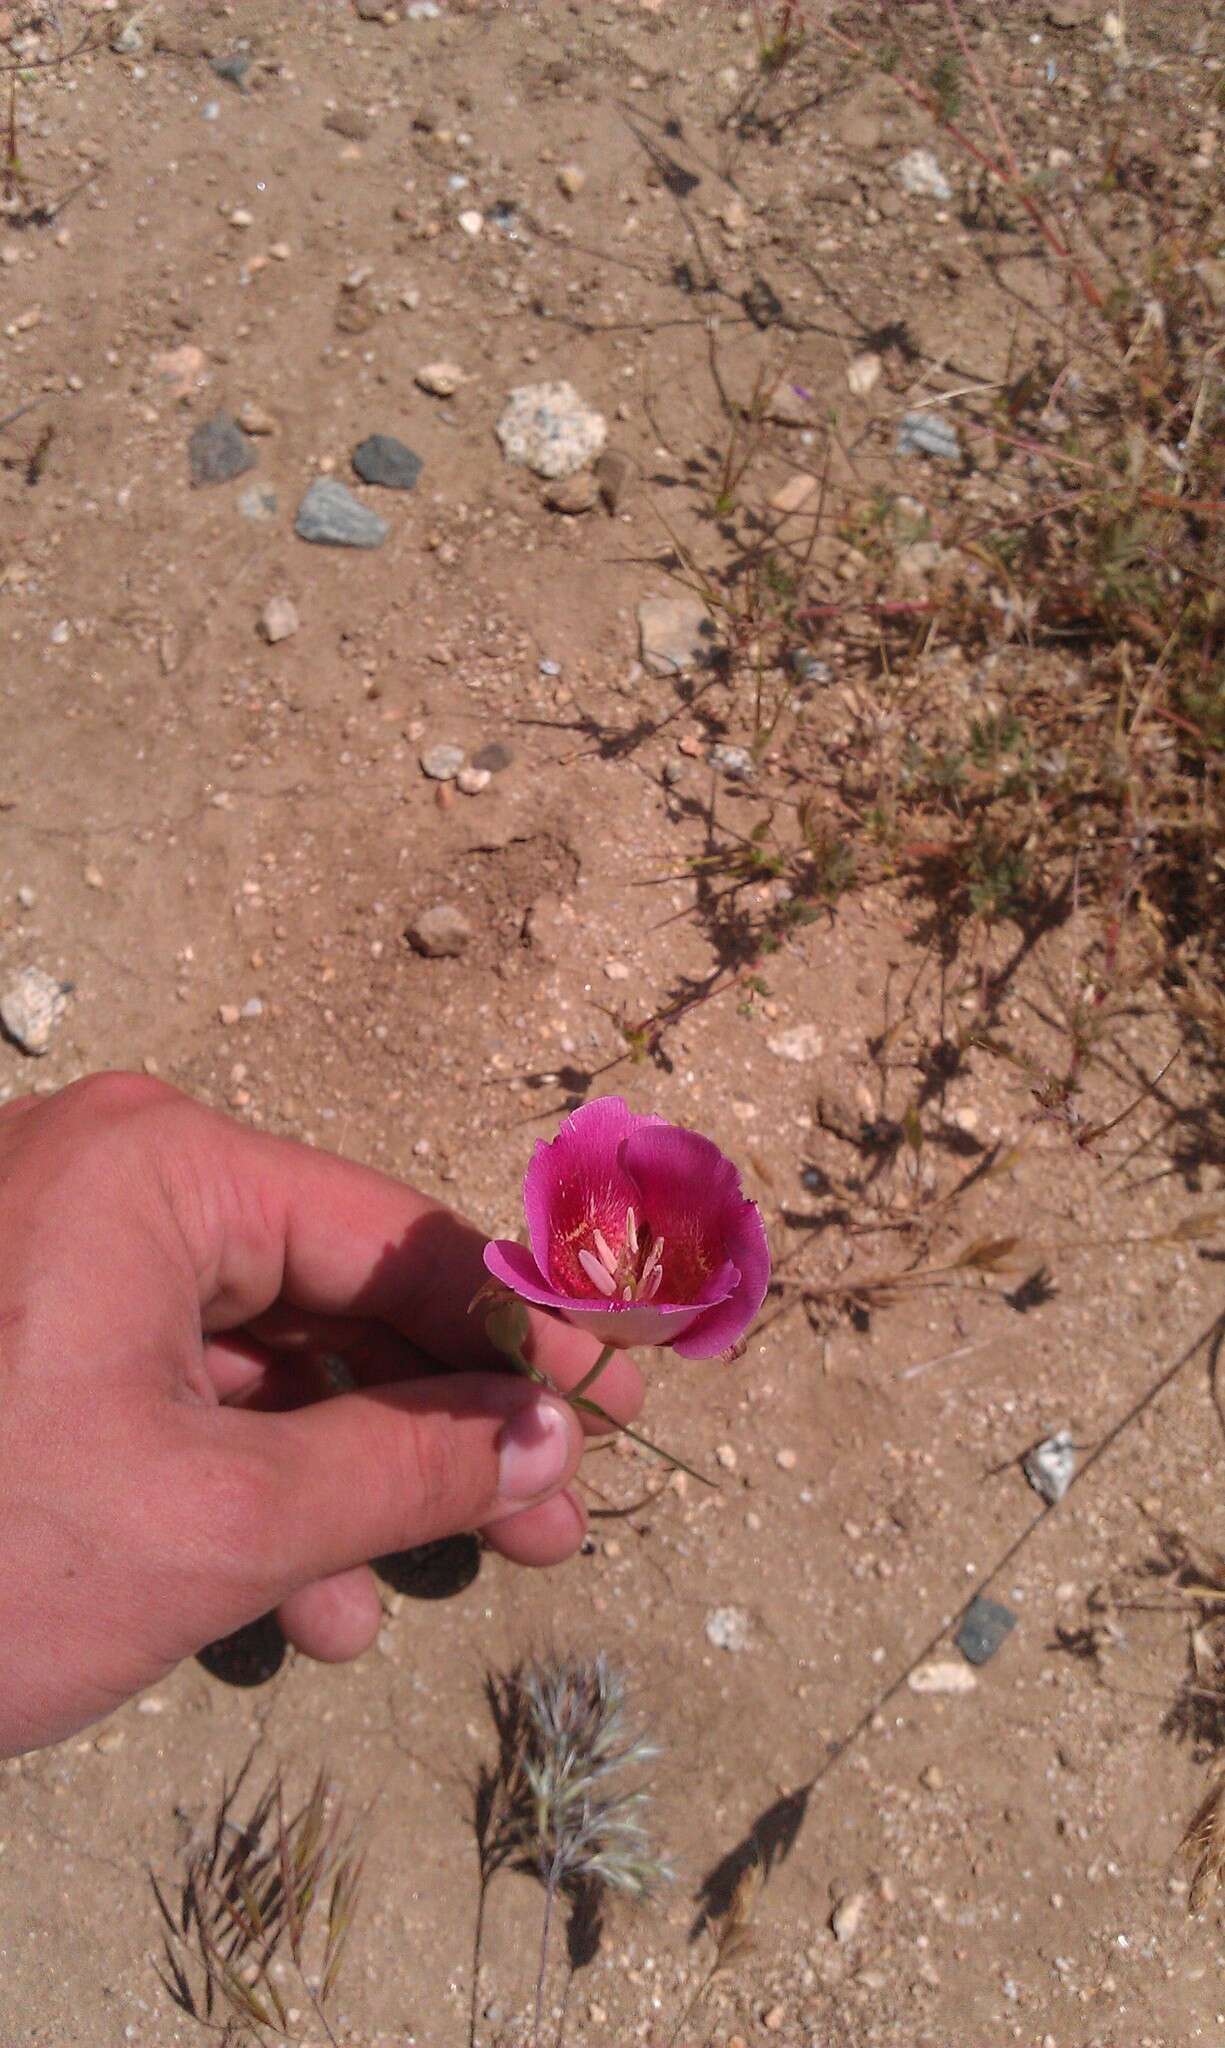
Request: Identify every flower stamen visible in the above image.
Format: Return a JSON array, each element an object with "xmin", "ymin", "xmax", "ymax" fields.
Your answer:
[
  {"xmin": 577, "ymin": 1217, "xmax": 669, "ymax": 1304},
  {"xmin": 578, "ymin": 1248, "xmax": 618, "ymax": 1298}
]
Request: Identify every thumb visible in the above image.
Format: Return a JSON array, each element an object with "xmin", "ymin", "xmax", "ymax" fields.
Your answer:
[{"xmin": 196, "ymin": 1376, "xmax": 584, "ymax": 1600}]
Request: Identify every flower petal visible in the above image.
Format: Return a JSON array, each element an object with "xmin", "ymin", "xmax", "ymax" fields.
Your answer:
[
  {"xmin": 522, "ymin": 1096, "xmax": 655, "ymax": 1297},
  {"xmin": 619, "ymin": 1125, "xmax": 741, "ymax": 1296},
  {"xmin": 669, "ymin": 1198, "xmax": 771, "ymax": 1358},
  {"xmin": 561, "ymin": 1301, "xmax": 708, "ymax": 1348},
  {"xmin": 483, "ymin": 1238, "xmax": 582, "ymax": 1314},
  {"xmin": 619, "ymin": 1124, "xmax": 770, "ymax": 1358}
]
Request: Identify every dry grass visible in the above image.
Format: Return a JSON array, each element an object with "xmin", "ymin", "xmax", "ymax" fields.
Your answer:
[{"xmin": 152, "ymin": 1762, "xmax": 367, "ymax": 2045}]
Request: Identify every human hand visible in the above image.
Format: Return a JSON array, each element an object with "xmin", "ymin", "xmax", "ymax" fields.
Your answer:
[{"xmin": 0, "ymin": 1074, "xmax": 643, "ymax": 1757}]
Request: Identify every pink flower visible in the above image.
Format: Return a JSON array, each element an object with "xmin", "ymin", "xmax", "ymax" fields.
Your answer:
[{"xmin": 483, "ymin": 1096, "xmax": 770, "ymax": 1358}]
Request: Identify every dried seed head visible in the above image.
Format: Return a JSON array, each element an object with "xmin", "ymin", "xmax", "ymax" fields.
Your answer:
[{"xmin": 479, "ymin": 1654, "xmax": 671, "ymax": 1899}]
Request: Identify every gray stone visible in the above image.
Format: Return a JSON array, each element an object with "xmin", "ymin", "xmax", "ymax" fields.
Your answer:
[
  {"xmin": 189, "ymin": 412, "xmax": 256, "ymax": 487},
  {"xmin": 710, "ymin": 742, "xmax": 754, "ymax": 780},
  {"xmin": 1, "ymin": 966, "xmax": 68, "ymax": 1055},
  {"xmin": 407, "ymin": 904, "xmax": 473, "ymax": 958},
  {"xmin": 1023, "ymin": 1429, "xmax": 1076, "ymax": 1505},
  {"xmin": 638, "ymin": 594, "xmax": 721, "ymax": 676},
  {"xmin": 211, "ymin": 50, "xmax": 251, "ymax": 86},
  {"xmin": 294, "ymin": 478, "xmax": 389, "ymax": 548},
  {"xmin": 894, "ymin": 148, "xmax": 953, "ymax": 202},
  {"xmin": 497, "ymin": 381, "xmax": 607, "ymax": 479},
  {"xmin": 897, "ymin": 412, "xmax": 962, "ymax": 463},
  {"xmin": 420, "ymin": 744, "xmax": 465, "ymax": 781},
  {"xmin": 955, "ymin": 1595, "xmax": 1017, "ymax": 1667},
  {"xmin": 352, "ymin": 434, "xmax": 423, "ymax": 490},
  {"xmin": 472, "ymin": 740, "xmax": 513, "ymax": 774}
]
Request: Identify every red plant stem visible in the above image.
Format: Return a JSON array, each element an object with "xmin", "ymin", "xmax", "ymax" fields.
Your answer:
[{"xmin": 821, "ymin": 10, "xmax": 1106, "ymax": 310}]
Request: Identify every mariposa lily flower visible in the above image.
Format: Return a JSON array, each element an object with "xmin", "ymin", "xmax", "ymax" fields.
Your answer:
[{"xmin": 482, "ymin": 1096, "xmax": 770, "ymax": 1359}]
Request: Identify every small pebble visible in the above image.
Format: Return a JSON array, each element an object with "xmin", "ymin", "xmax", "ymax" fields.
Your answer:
[
  {"xmin": 211, "ymin": 49, "xmax": 251, "ymax": 87},
  {"xmin": 603, "ymin": 960, "xmax": 630, "ymax": 981},
  {"xmin": 639, "ymin": 594, "xmax": 720, "ymax": 676},
  {"xmin": 0, "ymin": 966, "xmax": 68, "ymax": 1056},
  {"xmin": 715, "ymin": 1442, "xmax": 738, "ymax": 1470},
  {"xmin": 237, "ymin": 400, "xmax": 276, "ymax": 436},
  {"xmin": 956, "ymin": 1594, "xmax": 1017, "ymax": 1667},
  {"xmin": 770, "ymin": 472, "xmax": 816, "ymax": 515},
  {"xmin": 218, "ymin": 1004, "xmax": 241, "ymax": 1026},
  {"xmin": 767, "ymin": 1023, "xmax": 823, "ymax": 1062},
  {"xmin": 897, "ymin": 412, "xmax": 962, "ymax": 463},
  {"xmin": 775, "ymin": 1448, "xmax": 797, "ymax": 1471},
  {"xmin": 710, "ymin": 743, "xmax": 754, "ymax": 781},
  {"xmin": 472, "ymin": 741, "xmax": 512, "ymax": 774},
  {"xmin": 908, "ymin": 1659, "xmax": 978, "ymax": 1695},
  {"xmin": 420, "ymin": 743, "xmax": 465, "ymax": 781},
  {"xmin": 416, "ymin": 361, "xmax": 466, "ymax": 397},
  {"xmin": 1023, "ymin": 1429, "xmax": 1076, "ymax": 1505},
  {"xmin": 352, "ymin": 433, "xmax": 424, "ymax": 490},
  {"xmin": 188, "ymin": 412, "xmax": 256, "ymax": 487},
  {"xmin": 558, "ymin": 163, "xmax": 587, "ymax": 197},
  {"xmin": 457, "ymin": 209, "xmax": 484, "ymax": 237},
  {"xmin": 456, "ymin": 766, "xmax": 491, "ymax": 795},
  {"xmin": 705, "ymin": 1605, "xmax": 751, "ymax": 1653},
  {"xmin": 894, "ymin": 147, "xmax": 952, "ymax": 201},
  {"xmin": 294, "ymin": 478, "xmax": 389, "ymax": 548},
  {"xmin": 846, "ymin": 351, "xmax": 882, "ymax": 396},
  {"xmin": 497, "ymin": 381, "xmax": 607, "ymax": 480},
  {"xmin": 831, "ymin": 1891, "xmax": 866, "ymax": 1943},
  {"xmin": 239, "ymin": 485, "xmax": 278, "ymax": 522},
  {"xmin": 544, "ymin": 471, "xmax": 598, "ymax": 515},
  {"xmin": 594, "ymin": 447, "xmax": 632, "ymax": 511},
  {"xmin": 407, "ymin": 905, "xmax": 473, "ymax": 958},
  {"xmin": 259, "ymin": 596, "xmax": 299, "ymax": 643}
]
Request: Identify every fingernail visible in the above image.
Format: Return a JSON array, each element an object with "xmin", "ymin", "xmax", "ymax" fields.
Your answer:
[{"xmin": 496, "ymin": 1394, "xmax": 573, "ymax": 1504}]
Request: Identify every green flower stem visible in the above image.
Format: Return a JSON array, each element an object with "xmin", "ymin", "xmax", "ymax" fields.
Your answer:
[
  {"xmin": 570, "ymin": 1395, "xmax": 715, "ymax": 1488},
  {"xmin": 567, "ymin": 1343, "xmax": 616, "ymax": 1400},
  {"xmin": 483, "ymin": 1307, "xmax": 715, "ymax": 1488}
]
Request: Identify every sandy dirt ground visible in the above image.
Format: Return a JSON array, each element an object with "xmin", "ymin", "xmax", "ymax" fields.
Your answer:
[{"xmin": 2, "ymin": 2, "xmax": 1225, "ymax": 2044}]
